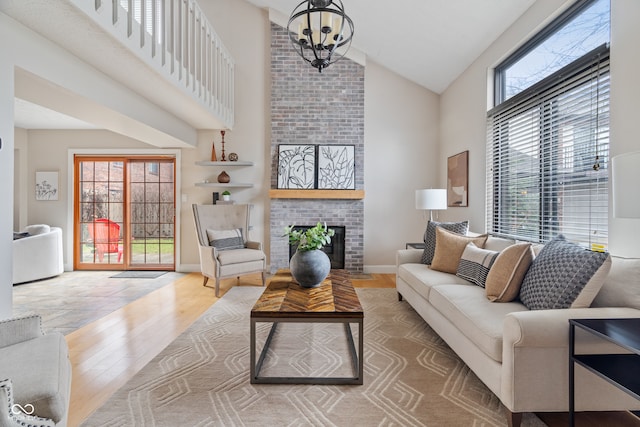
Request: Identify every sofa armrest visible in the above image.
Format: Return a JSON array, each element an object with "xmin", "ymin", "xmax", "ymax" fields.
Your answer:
[
  {"xmin": 503, "ymin": 307, "xmax": 640, "ymax": 348},
  {"xmin": 246, "ymin": 240, "xmax": 262, "ymax": 251},
  {"xmin": 396, "ymin": 249, "xmax": 423, "ymax": 266},
  {"xmin": 0, "ymin": 315, "xmax": 44, "ymax": 348}
]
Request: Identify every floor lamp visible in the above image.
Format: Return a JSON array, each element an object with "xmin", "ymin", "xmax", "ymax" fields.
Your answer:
[
  {"xmin": 415, "ymin": 189, "xmax": 447, "ymax": 221},
  {"xmin": 612, "ymin": 151, "xmax": 640, "ymax": 218}
]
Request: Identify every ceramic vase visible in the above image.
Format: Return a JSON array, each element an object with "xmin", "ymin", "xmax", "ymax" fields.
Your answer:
[
  {"xmin": 217, "ymin": 171, "xmax": 230, "ymax": 183},
  {"xmin": 290, "ymin": 249, "xmax": 331, "ymax": 288}
]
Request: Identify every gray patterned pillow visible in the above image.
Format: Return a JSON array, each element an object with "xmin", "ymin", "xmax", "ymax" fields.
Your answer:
[
  {"xmin": 206, "ymin": 228, "xmax": 245, "ymax": 250},
  {"xmin": 519, "ymin": 235, "xmax": 611, "ymax": 310},
  {"xmin": 421, "ymin": 220, "xmax": 469, "ymax": 264},
  {"xmin": 456, "ymin": 243, "xmax": 499, "ymax": 288}
]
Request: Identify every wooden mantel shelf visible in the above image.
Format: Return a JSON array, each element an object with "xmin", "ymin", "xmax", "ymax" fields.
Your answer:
[{"xmin": 269, "ymin": 189, "xmax": 365, "ymax": 200}]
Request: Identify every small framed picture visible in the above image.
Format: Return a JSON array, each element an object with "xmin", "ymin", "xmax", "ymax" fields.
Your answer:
[
  {"xmin": 447, "ymin": 151, "xmax": 468, "ymax": 207},
  {"xmin": 35, "ymin": 171, "xmax": 59, "ymax": 201},
  {"xmin": 277, "ymin": 144, "xmax": 316, "ymax": 189},
  {"xmin": 317, "ymin": 145, "xmax": 355, "ymax": 190}
]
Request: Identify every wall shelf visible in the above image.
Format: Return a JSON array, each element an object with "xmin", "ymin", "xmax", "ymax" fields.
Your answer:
[
  {"xmin": 195, "ymin": 182, "xmax": 253, "ymax": 188},
  {"xmin": 195, "ymin": 161, "xmax": 254, "ymax": 166},
  {"xmin": 269, "ymin": 189, "xmax": 365, "ymax": 200}
]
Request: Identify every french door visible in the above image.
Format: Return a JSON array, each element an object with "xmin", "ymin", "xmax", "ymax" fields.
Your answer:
[{"xmin": 74, "ymin": 156, "xmax": 175, "ymax": 270}]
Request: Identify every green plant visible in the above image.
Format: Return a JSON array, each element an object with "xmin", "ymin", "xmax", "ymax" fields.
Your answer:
[
  {"xmin": 222, "ymin": 190, "xmax": 231, "ymax": 196},
  {"xmin": 284, "ymin": 222, "xmax": 335, "ymax": 252}
]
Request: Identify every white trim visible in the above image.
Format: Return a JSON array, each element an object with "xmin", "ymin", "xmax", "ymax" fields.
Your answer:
[
  {"xmin": 364, "ymin": 265, "xmax": 396, "ymax": 274},
  {"xmin": 66, "ymin": 148, "xmax": 182, "ymax": 272}
]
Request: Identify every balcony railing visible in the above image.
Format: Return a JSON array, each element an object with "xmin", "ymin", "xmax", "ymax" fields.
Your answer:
[{"xmin": 88, "ymin": 0, "xmax": 234, "ymax": 128}]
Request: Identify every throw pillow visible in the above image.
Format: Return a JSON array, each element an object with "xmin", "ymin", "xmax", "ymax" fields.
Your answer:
[
  {"xmin": 421, "ymin": 220, "xmax": 469, "ymax": 265},
  {"xmin": 430, "ymin": 228, "xmax": 488, "ymax": 274},
  {"xmin": 519, "ymin": 235, "xmax": 612, "ymax": 310},
  {"xmin": 485, "ymin": 243, "xmax": 534, "ymax": 302},
  {"xmin": 206, "ymin": 228, "xmax": 245, "ymax": 251},
  {"xmin": 456, "ymin": 242, "xmax": 499, "ymax": 287}
]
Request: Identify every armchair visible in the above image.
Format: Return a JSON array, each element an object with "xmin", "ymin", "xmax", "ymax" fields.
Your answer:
[{"xmin": 192, "ymin": 204, "xmax": 266, "ymax": 297}]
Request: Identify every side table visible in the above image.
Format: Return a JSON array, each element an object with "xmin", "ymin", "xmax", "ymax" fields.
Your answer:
[{"xmin": 569, "ymin": 318, "xmax": 640, "ymax": 427}]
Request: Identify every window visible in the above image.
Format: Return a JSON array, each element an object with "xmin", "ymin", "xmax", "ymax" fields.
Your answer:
[{"xmin": 487, "ymin": 0, "xmax": 610, "ymax": 248}]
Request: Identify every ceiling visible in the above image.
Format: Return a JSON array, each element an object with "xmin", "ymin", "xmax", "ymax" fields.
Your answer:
[
  {"xmin": 246, "ymin": 0, "xmax": 537, "ymax": 93},
  {"xmin": 11, "ymin": 0, "xmax": 537, "ymax": 130}
]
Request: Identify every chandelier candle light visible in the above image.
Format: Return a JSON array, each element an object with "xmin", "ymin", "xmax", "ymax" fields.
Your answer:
[{"xmin": 287, "ymin": 0, "xmax": 354, "ymax": 72}]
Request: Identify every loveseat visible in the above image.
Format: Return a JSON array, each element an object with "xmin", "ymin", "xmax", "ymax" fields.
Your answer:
[
  {"xmin": 0, "ymin": 315, "xmax": 71, "ymax": 426},
  {"xmin": 396, "ymin": 223, "xmax": 640, "ymax": 426},
  {"xmin": 13, "ymin": 225, "xmax": 64, "ymax": 284}
]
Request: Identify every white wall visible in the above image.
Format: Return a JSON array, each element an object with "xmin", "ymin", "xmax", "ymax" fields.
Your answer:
[{"xmin": 13, "ymin": 128, "xmax": 28, "ymax": 231}]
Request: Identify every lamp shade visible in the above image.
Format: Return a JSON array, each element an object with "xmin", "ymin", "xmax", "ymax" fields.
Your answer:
[
  {"xmin": 415, "ymin": 189, "xmax": 447, "ymax": 210},
  {"xmin": 612, "ymin": 151, "xmax": 640, "ymax": 218}
]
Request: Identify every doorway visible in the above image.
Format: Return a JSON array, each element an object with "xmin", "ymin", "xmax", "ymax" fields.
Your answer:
[{"xmin": 74, "ymin": 156, "xmax": 175, "ymax": 270}]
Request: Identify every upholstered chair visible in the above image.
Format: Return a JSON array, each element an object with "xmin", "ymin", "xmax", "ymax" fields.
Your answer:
[{"xmin": 192, "ymin": 204, "xmax": 266, "ymax": 297}]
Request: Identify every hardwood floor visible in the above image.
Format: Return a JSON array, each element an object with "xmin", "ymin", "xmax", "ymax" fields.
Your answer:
[{"xmin": 63, "ymin": 272, "xmax": 639, "ymax": 427}]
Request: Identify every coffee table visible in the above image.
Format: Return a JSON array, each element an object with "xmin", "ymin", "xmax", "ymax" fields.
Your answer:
[{"xmin": 250, "ymin": 269, "xmax": 364, "ymax": 385}]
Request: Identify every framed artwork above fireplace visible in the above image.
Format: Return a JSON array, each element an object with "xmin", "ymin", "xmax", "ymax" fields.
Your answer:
[
  {"xmin": 277, "ymin": 144, "xmax": 316, "ymax": 189},
  {"xmin": 318, "ymin": 145, "xmax": 355, "ymax": 190}
]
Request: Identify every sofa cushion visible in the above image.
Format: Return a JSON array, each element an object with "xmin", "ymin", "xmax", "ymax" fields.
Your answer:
[
  {"xmin": 431, "ymin": 228, "xmax": 488, "ymax": 274},
  {"xmin": 397, "ymin": 263, "xmax": 474, "ymax": 300},
  {"xmin": 485, "ymin": 243, "xmax": 534, "ymax": 302},
  {"xmin": 0, "ymin": 334, "xmax": 70, "ymax": 423},
  {"xmin": 429, "ymin": 285, "xmax": 529, "ymax": 362},
  {"xmin": 519, "ymin": 235, "xmax": 611, "ymax": 310},
  {"xmin": 421, "ymin": 220, "xmax": 469, "ymax": 264},
  {"xmin": 206, "ymin": 228, "xmax": 245, "ymax": 250},
  {"xmin": 592, "ymin": 256, "xmax": 640, "ymax": 310},
  {"xmin": 456, "ymin": 243, "xmax": 499, "ymax": 288}
]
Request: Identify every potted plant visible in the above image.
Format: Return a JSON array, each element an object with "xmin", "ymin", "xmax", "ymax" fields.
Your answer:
[
  {"xmin": 284, "ymin": 222, "xmax": 335, "ymax": 288},
  {"xmin": 222, "ymin": 190, "xmax": 231, "ymax": 201}
]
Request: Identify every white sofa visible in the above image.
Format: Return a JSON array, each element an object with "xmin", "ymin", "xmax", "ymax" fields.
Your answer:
[
  {"xmin": 13, "ymin": 225, "xmax": 64, "ymax": 285},
  {"xmin": 396, "ymin": 235, "xmax": 640, "ymax": 426},
  {"xmin": 0, "ymin": 315, "xmax": 71, "ymax": 426}
]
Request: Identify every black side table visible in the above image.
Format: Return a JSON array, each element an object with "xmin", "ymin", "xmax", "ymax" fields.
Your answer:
[{"xmin": 569, "ymin": 318, "xmax": 640, "ymax": 427}]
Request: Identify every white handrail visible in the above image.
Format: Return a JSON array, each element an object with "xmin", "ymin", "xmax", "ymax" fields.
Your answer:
[{"xmin": 92, "ymin": 0, "xmax": 234, "ymax": 128}]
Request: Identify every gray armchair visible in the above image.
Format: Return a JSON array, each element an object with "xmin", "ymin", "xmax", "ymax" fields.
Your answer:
[{"xmin": 192, "ymin": 204, "xmax": 266, "ymax": 296}]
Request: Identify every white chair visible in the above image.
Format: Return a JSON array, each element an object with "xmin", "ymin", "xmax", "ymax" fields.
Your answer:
[
  {"xmin": 192, "ymin": 204, "xmax": 266, "ymax": 296},
  {"xmin": 13, "ymin": 225, "xmax": 64, "ymax": 284}
]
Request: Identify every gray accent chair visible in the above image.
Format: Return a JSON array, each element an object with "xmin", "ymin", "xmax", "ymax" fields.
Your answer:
[
  {"xmin": 0, "ymin": 315, "xmax": 71, "ymax": 426},
  {"xmin": 192, "ymin": 204, "xmax": 266, "ymax": 297}
]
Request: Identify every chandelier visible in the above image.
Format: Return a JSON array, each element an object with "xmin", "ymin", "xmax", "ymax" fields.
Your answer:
[{"xmin": 287, "ymin": 0, "xmax": 354, "ymax": 72}]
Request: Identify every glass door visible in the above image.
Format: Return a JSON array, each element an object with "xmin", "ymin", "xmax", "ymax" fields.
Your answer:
[{"xmin": 74, "ymin": 156, "xmax": 175, "ymax": 270}]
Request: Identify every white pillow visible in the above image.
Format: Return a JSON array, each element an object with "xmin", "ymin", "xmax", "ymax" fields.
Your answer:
[{"xmin": 23, "ymin": 224, "xmax": 51, "ymax": 235}]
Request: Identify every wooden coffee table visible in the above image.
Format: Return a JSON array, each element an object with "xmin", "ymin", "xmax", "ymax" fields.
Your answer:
[{"xmin": 250, "ymin": 269, "xmax": 364, "ymax": 385}]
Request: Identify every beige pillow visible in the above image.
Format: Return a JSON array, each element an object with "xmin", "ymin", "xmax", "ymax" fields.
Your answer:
[
  {"xmin": 430, "ymin": 227, "xmax": 488, "ymax": 274},
  {"xmin": 485, "ymin": 243, "xmax": 533, "ymax": 302}
]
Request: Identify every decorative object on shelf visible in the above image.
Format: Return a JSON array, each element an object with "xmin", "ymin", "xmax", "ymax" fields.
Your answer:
[
  {"xmin": 229, "ymin": 152, "xmax": 238, "ymax": 162},
  {"xmin": 222, "ymin": 190, "xmax": 231, "ymax": 201},
  {"xmin": 213, "ymin": 192, "xmax": 219, "ymax": 204},
  {"xmin": 211, "ymin": 138, "xmax": 218, "ymax": 161},
  {"xmin": 285, "ymin": 222, "xmax": 335, "ymax": 288},
  {"xmin": 447, "ymin": 150, "xmax": 469, "ymax": 207},
  {"xmin": 318, "ymin": 144, "xmax": 355, "ymax": 189},
  {"xmin": 220, "ymin": 130, "xmax": 227, "ymax": 161},
  {"xmin": 287, "ymin": 0, "xmax": 354, "ymax": 73},
  {"xmin": 217, "ymin": 171, "xmax": 230, "ymax": 183},
  {"xmin": 277, "ymin": 144, "xmax": 316, "ymax": 189},
  {"xmin": 415, "ymin": 189, "xmax": 447, "ymax": 221}
]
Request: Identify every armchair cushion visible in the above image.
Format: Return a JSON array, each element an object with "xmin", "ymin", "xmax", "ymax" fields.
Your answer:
[
  {"xmin": 206, "ymin": 228, "xmax": 245, "ymax": 250},
  {"xmin": 217, "ymin": 248, "xmax": 265, "ymax": 265}
]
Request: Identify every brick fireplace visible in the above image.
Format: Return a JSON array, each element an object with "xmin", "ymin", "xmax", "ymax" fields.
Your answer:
[{"xmin": 269, "ymin": 23, "xmax": 365, "ymax": 273}]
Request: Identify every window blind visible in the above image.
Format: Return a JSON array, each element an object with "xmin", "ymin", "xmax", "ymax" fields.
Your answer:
[{"xmin": 486, "ymin": 45, "xmax": 610, "ymax": 248}]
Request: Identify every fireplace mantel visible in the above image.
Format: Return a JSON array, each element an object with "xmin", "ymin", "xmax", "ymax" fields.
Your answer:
[{"xmin": 269, "ymin": 189, "xmax": 365, "ymax": 200}]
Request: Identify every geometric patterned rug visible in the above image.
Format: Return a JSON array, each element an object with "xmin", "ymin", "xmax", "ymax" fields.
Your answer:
[{"xmin": 81, "ymin": 287, "xmax": 545, "ymax": 426}]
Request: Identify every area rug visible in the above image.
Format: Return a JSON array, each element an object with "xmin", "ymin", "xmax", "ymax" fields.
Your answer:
[
  {"xmin": 82, "ymin": 287, "xmax": 544, "ymax": 427},
  {"xmin": 109, "ymin": 271, "xmax": 167, "ymax": 279}
]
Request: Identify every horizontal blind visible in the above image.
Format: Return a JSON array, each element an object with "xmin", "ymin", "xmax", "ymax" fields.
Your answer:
[{"xmin": 486, "ymin": 48, "xmax": 609, "ymax": 248}]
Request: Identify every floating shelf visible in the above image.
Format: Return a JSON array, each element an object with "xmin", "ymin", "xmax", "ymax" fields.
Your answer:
[
  {"xmin": 195, "ymin": 161, "xmax": 254, "ymax": 166},
  {"xmin": 195, "ymin": 182, "xmax": 254, "ymax": 188},
  {"xmin": 269, "ymin": 189, "xmax": 365, "ymax": 200}
]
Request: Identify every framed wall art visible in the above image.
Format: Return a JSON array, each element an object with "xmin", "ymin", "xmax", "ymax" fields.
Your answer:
[
  {"xmin": 317, "ymin": 145, "xmax": 355, "ymax": 190},
  {"xmin": 447, "ymin": 151, "xmax": 468, "ymax": 207},
  {"xmin": 277, "ymin": 144, "xmax": 316, "ymax": 189},
  {"xmin": 35, "ymin": 171, "xmax": 59, "ymax": 201}
]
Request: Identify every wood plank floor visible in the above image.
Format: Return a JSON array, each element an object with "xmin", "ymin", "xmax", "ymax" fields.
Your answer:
[{"xmin": 64, "ymin": 272, "xmax": 638, "ymax": 427}]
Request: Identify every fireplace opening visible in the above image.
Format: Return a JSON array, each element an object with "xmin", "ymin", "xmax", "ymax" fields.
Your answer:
[{"xmin": 288, "ymin": 225, "xmax": 346, "ymax": 269}]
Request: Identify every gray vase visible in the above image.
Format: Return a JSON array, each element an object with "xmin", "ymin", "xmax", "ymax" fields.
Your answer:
[{"xmin": 290, "ymin": 249, "xmax": 331, "ymax": 288}]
